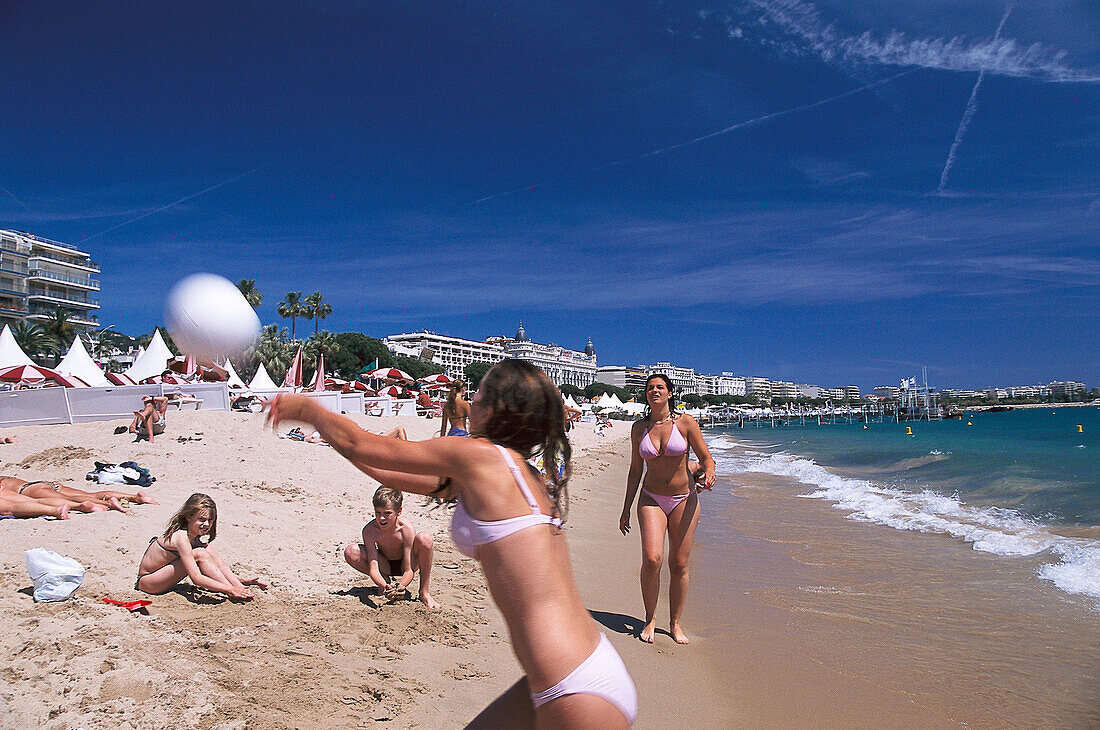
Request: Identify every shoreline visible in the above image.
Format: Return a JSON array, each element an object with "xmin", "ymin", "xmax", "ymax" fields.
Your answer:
[{"xmin": 3, "ymin": 412, "xmax": 1097, "ymax": 728}]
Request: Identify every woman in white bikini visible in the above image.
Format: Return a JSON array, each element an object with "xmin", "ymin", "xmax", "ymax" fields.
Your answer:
[
  {"xmin": 268, "ymin": 359, "xmax": 636, "ymax": 727},
  {"xmin": 620, "ymin": 374, "xmax": 715, "ymax": 644}
]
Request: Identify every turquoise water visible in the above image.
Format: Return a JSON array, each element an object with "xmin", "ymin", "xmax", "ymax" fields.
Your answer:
[{"xmin": 705, "ymin": 406, "xmax": 1100, "ymax": 602}]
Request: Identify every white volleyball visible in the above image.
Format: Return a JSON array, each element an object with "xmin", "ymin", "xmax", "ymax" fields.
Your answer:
[{"xmin": 165, "ymin": 274, "xmax": 261, "ymax": 361}]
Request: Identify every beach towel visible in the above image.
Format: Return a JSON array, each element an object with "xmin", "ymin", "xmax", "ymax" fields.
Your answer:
[{"xmin": 85, "ymin": 461, "xmax": 155, "ymax": 487}]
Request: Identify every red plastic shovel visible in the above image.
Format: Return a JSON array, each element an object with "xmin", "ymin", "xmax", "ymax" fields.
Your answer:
[{"xmin": 103, "ymin": 598, "xmax": 152, "ymax": 612}]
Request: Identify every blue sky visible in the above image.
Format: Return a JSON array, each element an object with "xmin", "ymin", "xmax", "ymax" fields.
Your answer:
[{"xmin": 1, "ymin": 1, "xmax": 1097, "ymax": 390}]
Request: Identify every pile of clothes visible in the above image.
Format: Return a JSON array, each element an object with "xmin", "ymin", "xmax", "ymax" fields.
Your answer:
[{"xmin": 85, "ymin": 461, "xmax": 155, "ymax": 487}]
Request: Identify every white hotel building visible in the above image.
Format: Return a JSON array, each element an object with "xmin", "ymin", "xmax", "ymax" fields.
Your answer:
[
  {"xmin": 0, "ymin": 230, "xmax": 100, "ymax": 330},
  {"xmin": 383, "ymin": 324, "xmax": 598, "ymax": 388}
]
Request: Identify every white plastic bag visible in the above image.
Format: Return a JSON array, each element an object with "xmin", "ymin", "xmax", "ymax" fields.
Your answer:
[{"xmin": 24, "ymin": 548, "xmax": 85, "ymax": 602}]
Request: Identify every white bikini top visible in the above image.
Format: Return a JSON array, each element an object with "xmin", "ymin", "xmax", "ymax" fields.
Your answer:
[{"xmin": 450, "ymin": 444, "xmax": 561, "ymax": 560}]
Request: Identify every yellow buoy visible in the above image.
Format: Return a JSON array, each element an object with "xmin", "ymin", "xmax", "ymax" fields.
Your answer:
[
  {"xmin": 967, "ymin": 421, "xmax": 973, "ymax": 426},
  {"xmin": 1078, "ymin": 424, "xmax": 1084, "ymax": 433},
  {"xmin": 906, "ymin": 426, "xmax": 914, "ymax": 436},
  {"xmin": 863, "ymin": 425, "xmax": 867, "ymax": 430}
]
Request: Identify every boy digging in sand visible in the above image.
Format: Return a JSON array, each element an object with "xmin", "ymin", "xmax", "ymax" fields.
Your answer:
[{"xmin": 344, "ymin": 486, "xmax": 439, "ymax": 609}]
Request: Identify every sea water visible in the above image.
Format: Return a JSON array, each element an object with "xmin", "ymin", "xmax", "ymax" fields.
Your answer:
[{"xmin": 705, "ymin": 406, "xmax": 1100, "ymax": 604}]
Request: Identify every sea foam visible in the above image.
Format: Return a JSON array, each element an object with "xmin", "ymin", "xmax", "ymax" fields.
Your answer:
[{"xmin": 709, "ymin": 440, "xmax": 1100, "ymax": 605}]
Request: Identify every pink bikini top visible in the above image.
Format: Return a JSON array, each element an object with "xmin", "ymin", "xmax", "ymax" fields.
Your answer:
[
  {"xmin": 451, "ymin": 444, "xmax": 562, "ymax": 560},
  {"xmin": 638, "ymin": 418, "xmax": 688, "ymax": 460}
]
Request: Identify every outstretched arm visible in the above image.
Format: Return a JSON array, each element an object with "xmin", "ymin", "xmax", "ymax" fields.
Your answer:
[{"xmin": 267, "ymin": 395, "xmax": 468, "ymax": 492}]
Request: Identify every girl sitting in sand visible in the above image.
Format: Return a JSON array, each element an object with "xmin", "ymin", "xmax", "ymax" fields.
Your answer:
[{"xmin": 135, "ymin": 493, "xmax": 267, "ymax": 599}]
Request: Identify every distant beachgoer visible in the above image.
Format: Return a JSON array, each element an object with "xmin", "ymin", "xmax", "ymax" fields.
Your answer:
[
  {"xmin": 439, "ymin": 379, "xmax": 470, "ymax": 437},
  {"xmin": 268, "ymin": 360, "xmax": 637, "ymax": 727},
  {"xmin": 416, "ymin": 387, "xmax": 434, "ymax": 417},
  {"xmin": 135, "ymin": 493, "xmax": 267, "ymax": 598},
  {"xmin": 620, "ymin": 373, "xmax": 716, "ymax": 645},
  {"xmin": 0, "ymin": 475, "xmax": 158, "ymax": 513},
  {"xmin": 129, "ymin": 395, "xmax": 169, "ymax": 443},
  {"xmin": 564, "ymin": 405, "xmax": 582, "ymax": 433},
  {"xmin": 0, "ymin": 435, "xmax": 16, "ymax": 444},
  {"xmin": 343, "ymin": 486, "xmax": 438, "ymax": 608}
]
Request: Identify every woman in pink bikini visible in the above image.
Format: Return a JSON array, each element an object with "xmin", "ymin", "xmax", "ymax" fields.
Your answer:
[
  {"xmin": 268, "ymin": 359, "xmax": 636, "ymax": 727},
  {"xmin": 620, "ymin": 373, "xmax": 715, "ymax": 644}
]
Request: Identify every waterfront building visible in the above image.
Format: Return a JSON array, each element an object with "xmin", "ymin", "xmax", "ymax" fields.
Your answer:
[
  {"xmin": 597, "ymin": 365, "xmax": 648, "ymax": 391},
  {"xmin": 940, "ymin": 388, "xmax": 983, "ymax": 400},
  {"xmin": 744, "ymin": 376, "xmax": 771, "ymax": 399},
  {"xmin": 771, "ymin": 380, "xmax": 798, "ymax": 399},
  {"xmin": 1006, "ymin": 385, "xmax": 1047, "ymax": 399},
  {"xmin": 500, "ymin": 325, "xmax": 597, "ymax": 388},
  {"xmin": 694, "ymin": 374, "xmax": 719, "ymax": 396},
  {"xmin": 797, "ymin": 384, "xmax": 823, "ymax": 399},
  {"xmin": 383, "ymin": 330, "xmax": 504, "ymax": 375},
  {"xmin": 647, "ymin": 362, "xmax": 698, "ymax": 393},
  {"xmin": 714, "ymin": 373, "xmax": 747, "ymax": 397},
  {"xmin": 384, "ymin": 325, "xmax": 598, "ymax": 388},
  {"xmin": 0, "ymin": 230, "xmax": 100, "ymax": 330},
  {"xmin": 1048, "ymin": 381, "xmax": 1087, "ymax": 399},
  {"xmin": 874, "ymin": 386, "xmax": 900, "ymax": 399}
]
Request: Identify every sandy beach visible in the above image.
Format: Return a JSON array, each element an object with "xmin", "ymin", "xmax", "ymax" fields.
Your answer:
[
  {"xmin": 4, "ymin": 411, "xmax": 1098, "ymax": 729},
  {"xmin": 0, "ymin": 412, "xmax": 729, "ymax": 729}
]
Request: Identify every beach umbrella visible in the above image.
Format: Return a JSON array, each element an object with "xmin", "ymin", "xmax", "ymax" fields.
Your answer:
[
  {"xmin": 282, "ymin": 345, "xmax": 304, "ymax": 388},
  {"xmin": 376, "ymin": 384, "xmax": 405, "ymax": 397},
  {"xmin": 418, "ymin": 373, "xmax": 453, "ymax": 386},
  {"xmin": 367, "ymin": 367, "xmax": 413, "ymax": 383},
  {"xmin": 308, "ymin": 353, "xmax": 326, "ymax": 392},
  {"xmin": 0, "ymin": 364, "xmax": 81, "ymax": 388}
]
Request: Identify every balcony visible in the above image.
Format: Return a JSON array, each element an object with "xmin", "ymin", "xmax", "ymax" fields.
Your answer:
[
  {"xmin": 28, "ymin": 252, "xmax": 100, "ymax": 272},
  {"xmin": 27, "ymin": 268, "xmax": 100, "ymax": 290},
  {"xmin": 27, "ymin": 289, "xmax": 99, "ymax": 309},
  {"xmin": 27, "ymin": 309, "xmax": 99, "ymax": 327}
]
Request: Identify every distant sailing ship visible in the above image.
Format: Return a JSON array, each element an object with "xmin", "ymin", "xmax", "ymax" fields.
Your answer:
[{"xmin": 897, "ymin": 369, "xmax": 948, "ymax": 421}]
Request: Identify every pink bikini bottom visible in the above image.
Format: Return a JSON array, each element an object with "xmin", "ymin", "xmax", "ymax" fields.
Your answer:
[{"xmin": 641, "ymin": 487, "xmax": 695, "ymax": 515}]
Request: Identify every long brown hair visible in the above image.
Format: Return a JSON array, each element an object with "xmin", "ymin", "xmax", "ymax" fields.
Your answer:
[
  {"xmin": 163, "ymin": 493, "xmax": 218, "ymax": 542},
  {"xmin": 641, "ymin": 373, "xmax": 678, "ymax": 422},
  {"xmin": 472, "ymin": 359, "xmax": 571, "ymax": 522},
  {"xmin": 445, "ymin": 379, "xmax": 466, "ymax": 417}
]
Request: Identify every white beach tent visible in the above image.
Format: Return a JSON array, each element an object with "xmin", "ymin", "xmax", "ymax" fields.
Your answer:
[
  {"xmin": 595, "ymin": 393, "xmax": 616, "ymax": 409},
  {"xmin": 223, "ymin": 358, "xmax": 247, "ymax": 389},
  {"xmin": 621, "ymin": 402, "xmax": 646, "ymax": 415},
  {"xmin": 123, "ymin": 329, "xmax": 174, "ymax": 382},
  {"xmin": 563, "ymin": 395, "xmax": 580, "ymax": 410},
  {"xmin": 0, "ymin": 324, "xmax": 37, "ymax": 369},
  {"xmin": 607, "ymin": 393, "xmax": 625, "ymax": 409},
  {"xmin": 55, "ymin": 336, "xmax": 109, "ymax": 387},
  {"xmin": 248, "ymin": 362, "xmax": 279, "ymax": 390}
]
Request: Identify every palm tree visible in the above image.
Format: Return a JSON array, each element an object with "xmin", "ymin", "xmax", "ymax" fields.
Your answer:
[
  {"xmin": 277, "ymin": 292, "xmax": 304, "ymax": 341},
  {"xmin": 236, "ymin": 279, "xmax": 263, "ymax": 308},
  {"xmin": 304, "ymin": 291, "xmax": 332, "ymax": 337},
  {"xmin": 304, "ymin": 329, "xmax": 339, "ymax": 367},
  {"xmin": 11, "ymin": 321, "xmax": 49, "ymax": 359},
  {"xmin": 253, "ymin": 324, "xmax": 293, "ymax": 377},
  {"xmin": 40, "ymin": 307, "xmax": 76, "ymax": 359}
]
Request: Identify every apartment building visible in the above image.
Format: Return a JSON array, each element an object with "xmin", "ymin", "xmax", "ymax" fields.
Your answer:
[
  {"xmin": 383, "ymin": 330, "xmax": 504, "ymax": 375},
  {"xmin": 597, "ymin": 365, "xmax": 649, "ymax": 391},
  {"xmin": 0, "ymin": 230, "xmax": 100, "ymax": 330}
]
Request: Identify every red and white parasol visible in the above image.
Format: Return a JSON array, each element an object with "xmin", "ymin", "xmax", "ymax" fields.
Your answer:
[
  {"xmin": 0, "ymin": 364, "xmax": 81, "ymax": 388},
  {"xmin": 367, "ymin": 367, "xmax": 414, "ymax": 383},
  {"xmin": 376, "ymin": 384, "xmax": 405, "ymax": 397}
]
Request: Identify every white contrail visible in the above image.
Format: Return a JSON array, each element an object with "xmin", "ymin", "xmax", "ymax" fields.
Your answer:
[
  {"xmin": 473, "ymin": 68, "xmax": 918, "ymax": 205},
  {"xmin": 0, "ymin": 187, "xmax": 29, "ymax": 211},
  {"xmin": 936, "ymin": 5, "xmax": 1013, "ymax": 194},
  {"xmin": 75, "ymin": 164, "xmax": 268, "ymax": 244}
]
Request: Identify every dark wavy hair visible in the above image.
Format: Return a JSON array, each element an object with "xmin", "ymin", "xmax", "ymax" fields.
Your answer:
[
  {"xmin": 163, "ymin": 493, "xmax": 217, "ymax": 542},
  {"xmin": 471, "ymin": 359, "xmax": 571, "ymax": 523},
  {"xmin": 641, "ymin": 373, "xmax": 678, "ymax": 422}
]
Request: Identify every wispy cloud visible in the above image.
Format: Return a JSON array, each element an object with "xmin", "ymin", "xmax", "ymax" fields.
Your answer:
[{"xmin": 713, "ymin": 0, "xmax": 1100, "ymax": 82}]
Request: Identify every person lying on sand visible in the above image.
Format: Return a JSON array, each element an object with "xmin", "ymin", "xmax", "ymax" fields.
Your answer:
[
  {"xmin": 0, "ymin": 475, "xmax": 158, "ymax": 513},
  {"xmin": 343, "ymin": 486, "xmax": 438, "ymax": 608},
  {"xmin": 136, "ymin": 493, "xmax": 267, "ymax": 599},
  {"xmin": 0, "ymin": 490, "xmax": 75, "ymax": 519},
  {"xmin": 0, "ymin": 435, "xmax": 16, "ymax": 443}
]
